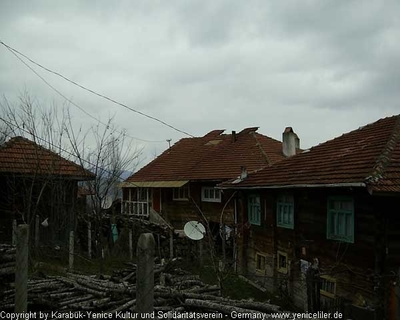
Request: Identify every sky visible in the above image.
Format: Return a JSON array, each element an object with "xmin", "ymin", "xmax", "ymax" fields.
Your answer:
[{"xmin": 1, "ymin": 1, "xmax": 399, "ymax": 171}]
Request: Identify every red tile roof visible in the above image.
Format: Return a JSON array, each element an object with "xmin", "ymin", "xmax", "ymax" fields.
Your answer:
[
  {"xmin": 124, "ymin": 128, "xmax": 287, "ymax": 183},
  {"xmin": 0, "ymin": 136, "xmax": 94, "ymax": 180},
  {"xmin": 219, "ymin": 115, "xmax": 400, "ymax": 193}
]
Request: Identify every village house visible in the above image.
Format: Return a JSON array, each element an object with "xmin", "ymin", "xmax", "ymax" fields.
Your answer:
[
  {"xmin": 0, "ymin": 136, "xmax": 94, "ymax": 246},
  {"xmin": 120, "ymin": 127, "xmax": 297, "ymax": 240},
  {"xmin": 218, "ymin": 115, "xmax": 400, "ymax": 320}
]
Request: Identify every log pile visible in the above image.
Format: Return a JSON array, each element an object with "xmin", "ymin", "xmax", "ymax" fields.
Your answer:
[
  {"xmin": 0, "ymin": 257, "xmax": 284, "ymax": 317},
  {"xmin": 0, "ymin": 244, "xmax": 16, "ymax": 291}
]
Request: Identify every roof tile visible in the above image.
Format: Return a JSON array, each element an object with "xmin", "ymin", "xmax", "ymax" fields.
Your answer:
[
  {"xmin": 0, "ymin": 136, "xmax": 94, "ymax": 180},
  {"xmin": 220, "ymin": 115, "xmax": 400, "ymax": 192},
  {"xmin": 125, "ymin": 128, "xmax": 287, "ymax": 183}
]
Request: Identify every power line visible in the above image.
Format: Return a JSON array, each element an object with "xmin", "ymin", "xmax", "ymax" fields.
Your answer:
[
  {"xmin": 0, "ymin": 41, "xmax": 166, "ymax": 144},
  {"xmin": 0, "ymin": 40, "xmax": 195, "ymax": 138}
]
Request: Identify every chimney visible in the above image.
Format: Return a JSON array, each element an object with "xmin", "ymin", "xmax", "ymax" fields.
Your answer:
[
  {"xmin": 240, "ymin": 166, "xmax": 247, "ymax": 179},
  {"xmin": 282, "ymin": 127, "xmax": 300, "ymax": 157},
  {"xmin": 232, "ymin": 131, "xmax": 237, "ymax": 142}
]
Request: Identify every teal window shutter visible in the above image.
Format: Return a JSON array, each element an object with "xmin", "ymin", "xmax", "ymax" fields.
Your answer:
[
  {"xmin": 248, "ymin": 195, "xmax": 261, "ymax": 226},
  {"xmin": 327, "ymin": 197, "xmax": 354, "ymax": 243},
  {"xmin": 276, "ymin": 194, "xmax": 294, "ymax": 229}
]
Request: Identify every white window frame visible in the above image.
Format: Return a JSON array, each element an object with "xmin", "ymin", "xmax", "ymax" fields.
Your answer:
[
  {"xmin": 277, "ymin": 251, "xmax": 288, "ymax": 274},
  {"xmin": 255, "ymin": 252, "xmax": 267, "ymax": 272},
  {"xmin": 201, "ymin": 187, "xmax": 221, "ymax": 203},
  {"xmin": 173, "ymin": 186, "xmax": 189, "ymax": 201}
]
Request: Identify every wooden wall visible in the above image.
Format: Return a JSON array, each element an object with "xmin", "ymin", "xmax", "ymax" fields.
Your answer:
[{"xmin": 238, "ymin": 187, "xmax": 396, "ymax": 312}]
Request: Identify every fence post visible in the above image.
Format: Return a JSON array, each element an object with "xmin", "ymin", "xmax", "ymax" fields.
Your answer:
[
  {"xmin": 129, "ymin": 229, "xmax": 133, "ymax": 260},
  {"xmin": 15, "ymin": 224, "xmax": 29, "ymax": 313},
  {"xmin": 88, "ymin": 221, "xmax": 92, "ymax": 259},
  {"xmin": 169, "ymin": 229, "xmax": 174, "ymax": 260},
  {"xmin": 12, "ymin": 220, "xmax": 17, "ymax": 246},
  {"xmin": 137, "ymin": 233, "xmax": 155, "ymax": 318},
  {"xmin": 35, "ymin": 215, "xmax": 40, "ymax": 248},
  {"xmin": 69, "ymin": 231, "xmax": 74, "ymax": 270}
]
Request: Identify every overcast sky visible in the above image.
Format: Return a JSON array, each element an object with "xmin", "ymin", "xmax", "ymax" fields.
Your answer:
[{"xmin": 1, "ymin": 1, "xmax": 399, "ymax": 171}]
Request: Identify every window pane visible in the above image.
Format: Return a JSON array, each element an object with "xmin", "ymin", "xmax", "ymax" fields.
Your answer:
[
  {"xmin": 210, "ymin": 189, "xmax": 215, "ymax": 199},
  {"xmin": 329, "ymin": 212, "xmax": 336, "ymax": 235},
  {"xmin": 341, "ymin": 201, "xmax": 353, "ymax": 211},
  {"xmin": 204, "ymin": 189, "xmax": 209, "ymax": 198},
  {"xmin": 215, "ymin": 189, "xmax": 220, "ymax": 199},
  {"xmin": 346, "ymin": 213, "xmax": 352, "ymax": 237}
]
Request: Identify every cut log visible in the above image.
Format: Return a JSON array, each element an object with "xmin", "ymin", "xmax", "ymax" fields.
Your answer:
[
  {"xmin": 108, "ymin": 299, "xmax": 136, "ymax": 313},
  {"xmin": 184, "ymin": 299, "xmax": 268, "ymax": 316}
]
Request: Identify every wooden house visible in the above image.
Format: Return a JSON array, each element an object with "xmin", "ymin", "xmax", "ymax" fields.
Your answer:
[
  {"xmin": 0, "ymin": 136, "xmax": 94, "ymax": 246},
  {"xmin": 219, "ymin": 115, "xmax": 400, "ymax": 319},
  {"xmin": 120, "ymin": 128, "xmax": 292, "ymax": 237}
]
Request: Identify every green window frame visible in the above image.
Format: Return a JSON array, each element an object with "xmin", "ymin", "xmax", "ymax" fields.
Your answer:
[
  {"xmin": 248, "ymin": 194, "xmax": 261, "ymax": 226},
  {"xmin": 276, "ymin": 194, "xmax": 294, "ymax": 229},
  {"xmin": 327, "ymin": 197, "xmax": 354, "ymax": 243}
]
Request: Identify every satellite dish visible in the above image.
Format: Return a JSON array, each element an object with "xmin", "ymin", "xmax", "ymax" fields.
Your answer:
[
  {"xmin": 101, "ymin": 196, "xmax": 113, "ymax": 209},
  {"xmin": 184, "ymin": 221, "xmax": 206, "ymax": 240},
  {"xmin": 41, "ymin": 218, "xmax": 49, "ymax": 227}
]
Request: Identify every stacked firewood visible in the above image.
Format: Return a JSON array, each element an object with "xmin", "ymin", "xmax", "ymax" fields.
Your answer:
[
  {"xmin": 0, "ymin": 257, "xmax": 283, "ymax": 316},
  {"xmin": 0, "ymin": 244, "xmax": 15, "ymax": 276}
]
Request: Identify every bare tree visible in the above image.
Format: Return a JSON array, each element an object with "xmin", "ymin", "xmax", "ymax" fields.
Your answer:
[
  {"xmin": 0, "ymin": 92, "xmax": 79, "ymax": 247},
  {"xmin": 0, "ymin": 92, "xmax": 142, "ymax": 257},
  {"xmin": 64, "ymin": 109, "xmax": 142, "ymax": 263}
]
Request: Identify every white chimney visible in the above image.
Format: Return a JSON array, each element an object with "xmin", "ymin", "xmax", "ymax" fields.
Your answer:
[
  {"xmin": 282, "ymin": 127, "xmax": 300, "ymax": 157},
  {"xmin": 240, "ymin": 166, "xmax": 248, "ymax": 179}
]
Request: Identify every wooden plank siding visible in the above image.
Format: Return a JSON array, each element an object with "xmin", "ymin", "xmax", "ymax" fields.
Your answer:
[
  {"xmin": 123, "ymin": 183, "xmax": 236, "ymax": 229},
  {"xmin": 238, "ymin": 187, "xmax": 398, "ymax": 312}
]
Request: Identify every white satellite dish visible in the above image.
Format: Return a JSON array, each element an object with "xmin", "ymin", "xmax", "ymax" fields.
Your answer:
[
  {"xmin": 184, "ymin": 221, "xmax": 206, "ymax": 240},
  {"xmin": 101, "ymin": 196, "xmax": 113, "ymax": 209}
]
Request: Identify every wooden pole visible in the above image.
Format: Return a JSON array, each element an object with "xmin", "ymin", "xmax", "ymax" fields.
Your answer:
[
  {"xmin": 35, "ymin": 215, "xmax": 40, "ymax": 248},
  {"xmin": 137, "ymin": 233, "xmax": 155, "ymax": 318},
  {"xmin": 169, "ymin": 229, "xmax": 174, "ymax": 260},
  {"xmin": 88, "ymin": 221, "xmax": 92, "ymax": 259},
  {"xmin": 129, "ymin": 228, "xmax": 133, "ymax": 260},
  {"xmin": 15, "ymin": 224, "xmax": 29, "ymax": 313},
  {"xmin": 69, "ymin": 231, "xmax": 74, "ymax": 270},
  {"xmin": 12, "ymin": 219, "xmax": 17, "ymax": 246}
]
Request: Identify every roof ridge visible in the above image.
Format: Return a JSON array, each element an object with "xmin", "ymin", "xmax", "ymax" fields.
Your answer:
[
  {"xmin": 251, "ymin": 131, "xmax": 272, "ymax": 166},
  {"xmin": 366, "ymin": 114, "xmax": 400, "ymax": 184}
]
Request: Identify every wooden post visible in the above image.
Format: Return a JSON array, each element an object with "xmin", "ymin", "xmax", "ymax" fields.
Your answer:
[
  {"xmin": 12, "ymin": 219, "xmax": 17, "ymax": 246},
  {"xmin": 35, "ymin": 215, "xmax": 40, "ymax": 248},
  {"xmin": 88, "ymin": 221, "xmax": 92, "ymax": 259},
  {"xmin": 169, "ymin": 229, "xmax": 174, "ymax": 260},
  {"xmin": 69, "ymin": 231, "xmax": 74, "ymax": 270},
  {"xmin": 15, "ymin": 224, "xmax": 29, "ymax": 313},
  {"xmin": 221, "ymin": 224, "xmax": 226, "ymax": 270},
  {"xmin": 199, "ymin": 239, "xmax": 203, "ymax": 266},
  {"xmin": 129, "ymin": 228, "xmax": 133, "ymax": 260},
  {"xmin": 137, "ymin": 233, "xmax": 155, "ymax": 318}
]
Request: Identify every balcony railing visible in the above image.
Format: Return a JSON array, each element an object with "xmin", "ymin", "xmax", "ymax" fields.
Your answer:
[{"xmin": 121, "ymin": 201, "xmax": 149, "ymax": 217}]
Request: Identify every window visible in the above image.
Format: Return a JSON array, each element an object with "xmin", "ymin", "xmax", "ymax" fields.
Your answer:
[
  {"xmin": 276, "ymin": 194, "xmax": 294, "ymax": 229},
  {"xmin": 256, "ymin": 253, "xmax": 266, "ymax": 271},
  {"xmin": 201, "ymin": 187, "xmax": 221, "ymax": 202},
  {"xmin": 277, "ymin": 251, "xmax": 288, "ymax": 274},
  {"xmin": 248, "ymin": 195, "xmax": 261, "ymax": 225},
  {"xmin": 327, "ymin": 197, "xmax": 354, "ymax": 243},
  {"xmin": 173, "ymin": 186, "xmax": 189, "ymax": 201}
]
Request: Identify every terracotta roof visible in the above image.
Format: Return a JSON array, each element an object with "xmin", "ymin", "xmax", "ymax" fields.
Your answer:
[
  {"xmin": 0, "ymin": 136, "xmax": 95, "ymax": 180},
  {"xmin": 219, "ymin": 115, "xmax": 400, "ymax": 193},
  {"xmin": 124, "ymin": 128, "xmax": 287, "ymax": 183}
]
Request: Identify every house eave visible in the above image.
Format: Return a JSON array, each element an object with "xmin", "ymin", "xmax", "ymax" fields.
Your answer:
[{"xmin": 218, "ymin": 182, "xmax": 367, "ymax": 190}]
